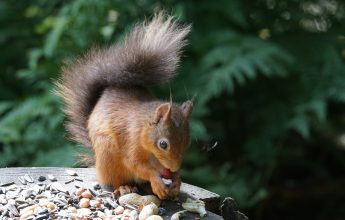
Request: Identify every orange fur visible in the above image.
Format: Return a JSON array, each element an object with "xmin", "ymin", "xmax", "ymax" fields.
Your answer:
[
  {"xmin": 57, "ymin": 13, "xmax": 192, "ymax": 199},
  {"xmin": 88, "ymin": 87, "xmax": 192, "ymax": 199}
]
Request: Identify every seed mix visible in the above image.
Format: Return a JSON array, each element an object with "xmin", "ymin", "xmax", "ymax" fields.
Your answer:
[{"xmin": 0, "ymin": 171, "xmax": 166, "ymax": 220}]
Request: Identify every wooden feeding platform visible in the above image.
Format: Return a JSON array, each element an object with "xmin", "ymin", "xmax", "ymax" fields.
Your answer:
[{"xmin": 0, "ymin": 167, "xmax": 247, "ymax": 220}]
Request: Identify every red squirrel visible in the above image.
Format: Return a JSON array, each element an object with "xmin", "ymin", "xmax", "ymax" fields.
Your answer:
[{"xmin": 56, "ymin": 13, "xmax": 192, "ymax": 199}]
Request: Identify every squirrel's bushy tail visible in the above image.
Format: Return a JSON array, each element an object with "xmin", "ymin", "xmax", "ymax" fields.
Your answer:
[{"xmin": 55, "ymin": 12, "xmax": 190, "ymax": 147}]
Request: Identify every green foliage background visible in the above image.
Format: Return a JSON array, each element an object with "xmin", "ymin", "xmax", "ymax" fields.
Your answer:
[{"xmin": 1, "ymin": 0, "xmax": 345, "ymax": 219}]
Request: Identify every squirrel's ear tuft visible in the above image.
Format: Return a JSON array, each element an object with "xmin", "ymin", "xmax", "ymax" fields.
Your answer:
[
  {"xmin": 180, "ymin": 100, "xmax": 193, "ymax": 119},
  {"xmin": 154, "ymin": 103, "xmax": 172, "ymax": 123}
]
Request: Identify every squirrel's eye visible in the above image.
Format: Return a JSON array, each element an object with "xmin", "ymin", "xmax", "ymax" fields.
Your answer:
[{"xmin": 158, "ymin": 139, "xmax": 169, "ymax": 150}]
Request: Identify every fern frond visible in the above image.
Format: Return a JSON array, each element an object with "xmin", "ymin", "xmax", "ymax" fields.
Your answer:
[{"xmin": 198, "ymin": 34, "xmax": 293, "ymax": 106}]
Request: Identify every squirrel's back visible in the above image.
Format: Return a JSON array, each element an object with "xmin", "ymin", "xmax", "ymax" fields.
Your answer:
[{"xmin": 55, "ymin": 12, "xmax": 190, "ymax": 147}]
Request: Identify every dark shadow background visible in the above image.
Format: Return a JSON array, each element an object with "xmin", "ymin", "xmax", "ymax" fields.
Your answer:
[{"xmin": 1, "ymin": 0, "xmax": 345, "ymax": 219}]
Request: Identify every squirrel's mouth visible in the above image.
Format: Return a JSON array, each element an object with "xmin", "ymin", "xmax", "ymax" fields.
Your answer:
[{"xmin": 161, "ymin": 168, "xmax": 172, "ymax": 179}]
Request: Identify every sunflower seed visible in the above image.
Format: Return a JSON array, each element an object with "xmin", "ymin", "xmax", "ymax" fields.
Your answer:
[
  {"xmin": 6, "ymin": 191, "xmax": 19, "ymax": 199},
  {"xmin": 0, "ymin": 182, "xmax": 14, "ymax": 187},
  {"xmin": 88, "ymin": 188, "xmax": 98, "ymax": 197},
  {"xmin": 162, "ymin": 178, "xmax": 172, "ymax": 186},
  {"xmin": 37, "ymin": 208, "xmax": 49, "ymax": 215},
  {"xmin": 74, "ymin": 177, "xmax": 83, "ymax": 182},
  {"xmin": 1, "ymin": 209, "xmax": 8, "ymax": 218},
  {"xmin": 6, "ymin": 184, "xmax": 17, "ymax": 191},
  {"xmin": 21, "ymin": 189, "xmax": 34, "ymax": 199},
  {"xmin": 105, "ymin": 198, "xmax": 118, "ymax": 209},
  {"xmin": 47, "ymin": 174, "xmax": 57, "ymax": 182},
  {"xmin": 15, "ymin": 198, "xmax": 27, "ymax": 204},
  {"xmin": 20, "ymin": 204, "xmax": 38, "ymax": 215},
  {"xmin": 7, "ymin": 204, "xmax": 19, "ymax": 216},
  {"xmin": 23, "ymin": 174, "xmax": 34, "ymax": 183},
  {"xmin": 74, "ymin": 182, "xmax": 83, "ymax": 189},
  {"xmin": 17, "ymin": 203, "xmax": 30, "ymax": 209},
  {"xmin": 33, "ymin": 213, "xmax": 49, "ymax": 220},
  {"xmin": 51, "ymin": 182, "xmax": 67, "ymax": 193},
  {"xmin": 65, "ymin": 170, "xmax": 78, "ymax": 176},
  {"xmin": 18, "ymin": 176, "xmax": 27, "ymax": 185},
  {"xmin": 64, "ymin": 178, "xmax": 74, "ymax": 184}
]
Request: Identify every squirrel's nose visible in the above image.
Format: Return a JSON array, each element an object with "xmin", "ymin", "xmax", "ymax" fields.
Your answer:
[
  {"xmin": 170, "ymin": 167, "xmax": 179, "ymax": 172},
  {"xmin": 170, "ymin": 161, "xmax": 181, "ymax": 172}
]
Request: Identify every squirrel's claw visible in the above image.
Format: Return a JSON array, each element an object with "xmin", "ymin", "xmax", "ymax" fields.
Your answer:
[
  {"xmin": 150, "ymin": 176, "xmax": 169, "ymax": 200},
  {"xmin": 113, "ymin": 185, "xmax": 139, "ymax": 199},
  {"xmin": 168, "ymin": 175, "xmax": 181, "ymax": 198}
]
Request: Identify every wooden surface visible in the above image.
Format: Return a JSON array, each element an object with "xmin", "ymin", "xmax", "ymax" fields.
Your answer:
[{"xmin": 0, "ymin": 167, "xmax": 223, "ymax": 220}]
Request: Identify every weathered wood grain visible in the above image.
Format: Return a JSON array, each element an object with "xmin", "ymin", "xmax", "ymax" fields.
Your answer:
[{"xmin": 0, "ymin": 167, "xmax": 223, "ymax": 219}]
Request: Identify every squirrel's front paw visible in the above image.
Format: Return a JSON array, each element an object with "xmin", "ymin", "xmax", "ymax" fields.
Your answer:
[
  {"xmin": 150, "ymin": 175, "xmax": 169, "ymax": 199},
  {"xmin": 168, "ymin": 174, "xmax": 181, "ymax": 198}
]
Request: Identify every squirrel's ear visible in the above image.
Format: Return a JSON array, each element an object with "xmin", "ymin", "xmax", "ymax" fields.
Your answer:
[
  {"xmin": 180, "ymin": 100, "xmax": 193, "ymax": 119},
  {"xmin": 154, "ymin": 103, "xmax": 172, "ymax": 123}
]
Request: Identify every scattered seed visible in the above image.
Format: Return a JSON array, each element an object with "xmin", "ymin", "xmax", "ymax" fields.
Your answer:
[
  {"xmin": 105, "ymin": 197, "xmax": 118, "ymax": 209},
  {"xmin": 18, "ymin": 203, "xmax": 30, "ymax": 209},
  {"xmin": 130, "ymin": 209, "xmax": 139, "ymax": 219},
  {"xmin": 20, "ymin": 204, "xmax": 39, "ymax": 215},
  {"xmin": 15, "ymin": 198, "xmax": 27, "ymax": 204},
  {"xmin": 81, "ymin": 190, "xmax": 92, "ymax": 199},
  {"xmin": 64, "ymin": 178, "xmax": 74, "ymax": 184},
  {"xmin": 139, "ymin": 203, "xmax": 159, "ymax": 220},
  {"xmin": 76, "ymin": 187, "xmax": 86, "ymax": 197},
  {"xmin": 47, "ymin": 174, "xmax": 57, "ymax": 182},
  {"xmin": 74, "ymin": 182, "xmax": 83, "ymax": 189},
  {"xmin": 33, "ymin": 213, "xmax": 49, "ymax": 220},
  {"xmin": 7, "ymin": 198, "xmax": 16, "ymax": 205},
  {"xmin": 88, "ymin": 188, "xmax": 98, "ymax": 197},
  {"xmin": 93, "ymin": 182, "xmax": 101, "ymax": 190},
  {"xmin": 68, "ymin": 206, "xmax": 77, "ymax": 213},
  {"xmin": 1, "ymin": 209, "xmax": 9, "ymax": 218},
  {"xmin": 78, "ymin": 207, "xmax": 92, "ymax": 216},
  {"xmin": 114, "ymin": 205, "xmax": 125, "ymax": 214},
  {"xmin": 6, "ymin": 184, "xmax": 18, "ymax": 191},
  {"xmin": 65, "ymin": 170, "xmax": 78, "ymax": 176},
  {"xmin": 146, "ymin": 215, "xmax": 163, "ymax": 220},
  {"xmin": 99, "ymin": 191, "xmax": 112, "ymax": 197},
  {"xmin": 20, "ymin": 209, "xmax": 34, "ymax": 219},
  {"xmin": 171, "ymin": 210, "xmax": 187, "ymax": 220},
  {"xmin": 95, "ymin": 210, "xmax": 105, "ymax": 217},
  {"xmin": 161, "ymin": 178, "xmax": 172, "ymax": 187},
  {"xmin": 21, "ymin": 189, "xmax": 34, "ymax": 199},
  {"xmin": 158, "ymin": 207, "xmax": 166, "ymax": 215},
  {"xmin": 104, "ymin": 208, "xmax": 113, "ymax": 216},
  {"xmin": 38, "ymin": 176, "xmax": 46, "ymax": 182},
  {"xmin": 24, "ymin": 174, "xmax": 34, "ymax": 183},
  {"xmin": 0, "ymin": 182, "xmax": 15, "ymax": 187},
  {"xmin": 124, "ymin": 202, "xmax": 139, "ymax": 210},
  {"xmin": 74, "ymin": 177, "xmax": 83, "ymax": 182},
  {"xmin": 37, "ymin": 208, "xmax": 49, "ymax": 215},
  {"xmin": 79, "ymin": 198, "xmax": 90, "ymax": 208},
  {"xmin": 46, "ymin": 202, "xmax": 57, "ymax": 210},
  {"xmin": 7, "ymin": 204, "xmax": 19, "ymax": 216},
  {"xmin": 18, "ymin": 176, "xmax": 27, "ymax": 185},
  {"xmin": 51, "ymin": 182, "xmax": 67, "ymax": 193},
  {"xmin": 0, "ymin": 173, "xmax": 175, "ymax": 220},
  {"xmin": 90, "ymin": 199, "xmax": 102, "ymax": 208},
  {"xmin": 0, "ymin": 198, "xmax": 7, "ymax": 204}
]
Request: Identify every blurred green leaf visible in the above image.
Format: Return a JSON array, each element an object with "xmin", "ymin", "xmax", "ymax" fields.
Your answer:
[
  {"xmin": 44, "ymin": 16, "xmax": 68, "ymax": 57},
  {"xmin": 1, "ymin": 1, "xmax": 345, "ymax": 218}
]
